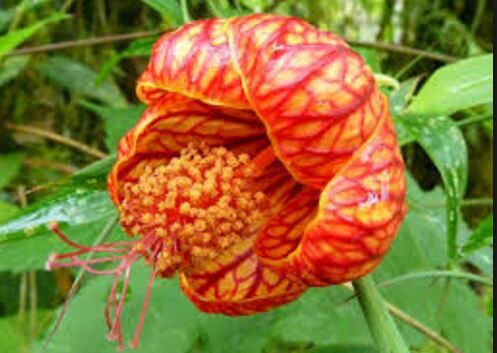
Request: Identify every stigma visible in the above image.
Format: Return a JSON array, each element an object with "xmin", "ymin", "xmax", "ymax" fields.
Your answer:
[{"xmin": 120, "ymin": 144, "xmax": 267, "ymax": 276}]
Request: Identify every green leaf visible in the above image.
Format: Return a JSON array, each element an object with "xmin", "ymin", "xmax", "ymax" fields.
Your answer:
[
  {"xmin": 0, "ymin": 186, "xmax": 114, "ymax": 244},
  {"xmin": 72, "ymin": 154, "xmax": 116, "ymax": 182},
  {"xmin": 0, "ymin": 315, "xmax": 24, "ymax": 352},
  {"xmin": 38, "ymin": 175, "xmax": 490, "ymax": 353},
  {"xmin": 462, "ymin": 215, "xmax": 493, "ymax": 254},
  {"xmin": 240, "ymin": 0, "xmax": 273, "ymax": 12},
  {"xmin": 0, "ymin": 217, "xmax": 121, "ymax": 272},
  {"xmin": 307, "ymin": 346, "xmax": 378, "ymax": 353},
  {"xmin": 0, "ymin": 152, "xmax": 24, "ymax": 188},
  {"xmin": 0, "ymin": 0, "xmax": 53, "ymax": 31},
  {"xmin": 389, "ymin": 77, "xmax": 422, "ymax": 118},
  {"xmin": 399, "ymin": 115, "xmax": 468, "ymax": 260},
  {"xmin": 0, "ymin": 12, "xmax": 68, "ymax": 59},
  {"xmin": 39, "ymin": 56, "xmax": 127, "ymax": 107},
  {"xmin": 354, "ymin": 47, "xmax": 381, "ymax": 73},
  {"xmin": 40, "ymin": 263, "xmax": 372, "ymax": 353},
  {"xmin": 0, "ymin": 55, "xmax": 30, "ymax": 87},
  {"xmin": 95, "ymin": 37, "xmax": 157, "ymax": 84},
  {"xmin": 0, "ymin": 201, "xmax": 19, "ymax": 223},
  {"xmin": 81, "ymin": 102, "xmax": 144, "ymax": 151},
  {"xmin": 206, "ymin": 0, "xmax": 245, "ymax": 17},
  {"xmin": 141, "ymin": 0, "xmax": 183, "ymax": 27},
  {"xmin": 408, "ymin": 54, "xmax": 494, "ymax": 116}
]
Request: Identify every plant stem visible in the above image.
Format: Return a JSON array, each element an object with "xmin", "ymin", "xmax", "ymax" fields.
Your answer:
[
  {"xmin": 353, "ymin": 276, "xmax": 411, "ymax": 353},
  {"xmin": 180, "ymin": 0, "xmax": 192, "ymax": 23},
  {"xmin": 5, "ymin": 122, "xmax": 107, "ymax": 159}
]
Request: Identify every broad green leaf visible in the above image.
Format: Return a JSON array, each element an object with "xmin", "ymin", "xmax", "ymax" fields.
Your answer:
[
  {"xmin": 462, "ymin": 215, "xmax": 493, "ymax": 253},
  {"xmin": 141, "ymin": 0, "xmax": 183, "ymax": 26},
  {"xmin": 0, "ymin": 152, "xmax": 24, "ymax": 188},
  {"xmin": 0, "ymin": 315, "xmax": 25, "ymax": 352},
  {"xmin": 81, "ymin": 102, "xmax": 144, "ymax": 152},
  {"xmin": 95, "ymin": 37, "xmax": 157, "ymax": 84},
  {"xmin": 408, "ymin": 54, "xmax": 494, "ymax": 116},
  {"xmin": 308, "ymin": 346, "xmax": 378, "ymax": 353},
  {"xmin": 0, "ymin": 187, "xmax": 113, "ymax": 243},
  {"xmin": 0, "ymin": 12, "xmax": 68, "ymax": 59},
  {"xmin": 0, "ymin": 217, "xmax": 122, "ymax": 272},
  {"xmin": 0, "ymin": 201, "xmax": 18, "ymax": 223},
  {"xmin": 0, "ymin": 55, "xmax": 30, "ymax": 87},
  {"xmin": 40, "ymin": 263, "xmax": 371, "ymax": 353},
  {"xmin": 398, "ymin": 115, "xmax": 468, "ymax": 260},
  {"xmin": 72, "ymin": 154, "xmax": 116, "ymax": 182},
  {"xmin": 39, "ymin": 56, "xmax": 127, "ymax": 107},
  {"xmin": 240, "ymin": 0, "xmax": 273, "ymax": 12},
  {"xmin": 39, "ymin": 175, "xmax": 491, "ymax": 353}
]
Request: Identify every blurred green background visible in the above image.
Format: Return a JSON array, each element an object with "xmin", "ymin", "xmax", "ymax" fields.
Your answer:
[{"xmin": 0, "ymin": 1, "xmax": 493, "ymax": 353}]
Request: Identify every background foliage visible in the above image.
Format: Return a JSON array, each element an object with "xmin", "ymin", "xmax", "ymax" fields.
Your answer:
[{"xmin": 0, "ymin": 1, "xmax": 493, "ymax": 353}]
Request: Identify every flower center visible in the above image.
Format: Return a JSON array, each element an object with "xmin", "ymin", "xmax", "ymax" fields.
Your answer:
[{"xmin": 120, "ymin": 145, "xmax": 267, "ymax": 276}]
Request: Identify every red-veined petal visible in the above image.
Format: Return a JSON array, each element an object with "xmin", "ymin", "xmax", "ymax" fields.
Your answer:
[
  {"xmin": 108, "ymin": 94, "xmax": 265, "ymax": 207},
  {"xmin": 179, "ymin": 238, "xmax": 306, "ymax": 315}
]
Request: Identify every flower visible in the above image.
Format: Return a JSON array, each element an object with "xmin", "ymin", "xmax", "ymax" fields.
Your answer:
[{"xmin": 47, "ymin": 14, "xmax": 407, "ymax": 349}]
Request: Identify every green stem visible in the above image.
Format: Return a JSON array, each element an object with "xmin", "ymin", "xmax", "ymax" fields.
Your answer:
[
  {"xmin": 180, "ymin": 0, "xmax": 192, "ymax": 23},
  {"xmin": 353, "ymin": 276, "xmax": 411, "ymax": 353}
]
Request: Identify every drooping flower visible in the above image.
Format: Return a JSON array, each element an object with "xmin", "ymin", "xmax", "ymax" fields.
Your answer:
[{"xmin": 47, "ymin": 14, "xmax": 407, "ymax": 349}]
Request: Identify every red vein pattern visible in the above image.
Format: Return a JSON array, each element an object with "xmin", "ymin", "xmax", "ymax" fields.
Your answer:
[{"xmin": 106, "ymin": 14, "xmax": 407, "ymax": 316}]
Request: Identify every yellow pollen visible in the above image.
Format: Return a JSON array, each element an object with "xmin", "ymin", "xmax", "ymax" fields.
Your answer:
[{"xmin": 120, "ymin": 144, "xmax": 268, "ymax": 275}]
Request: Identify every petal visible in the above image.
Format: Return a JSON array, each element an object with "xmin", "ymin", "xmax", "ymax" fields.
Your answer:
[
  {"xmin": 253, "ymin": 187, "xmax": 319, "ymax": 263},
  {"xmin": 179, "ymin": 238, "xmax": 306, "ymax": 315},
  {"xmin": 290, "ymin": 103, "xmax": 407, "ymax": 285},
  {"xmin": 137, "ymin": 18, "xmax": 250, "ymax": 109},
  {"xmin": 108, "ymin": 94, "xmax": 265, "ymax": 207},
  {"xmin": 227, "ymin": 14, "xmax": 377, "ymax": 188}
]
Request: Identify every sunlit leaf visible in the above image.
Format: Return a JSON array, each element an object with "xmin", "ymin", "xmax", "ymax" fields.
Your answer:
[
  {"xmin": 0, "ymin": 186, "xmax": 113, "ymax": 244},
  {"xmin": 0, "ymin": 201, "xmax": 18, "ymax": 223},
  {"xmin": 240, "ymin": 0, "xmax": 273, "ymax": 12},
  {"xmin": 0, "ymin": 218, "xmax": 122, "ymax": 272},
  {"xmin": 0, "ymin": 12, "xmax": 68, "ymax": 59},
  {"xmin": 408, "ymin": 54, "xmax": 493, "ymax": 116}
]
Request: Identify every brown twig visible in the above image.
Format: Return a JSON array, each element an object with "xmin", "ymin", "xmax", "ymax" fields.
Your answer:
[
  {"xmin": 23, "ymin": 158, "xmax": 76, "ymax": 174},
  {"xmin": 6, "ymin": 30, "xmax": 161, "ymax": 57},
  {"xmin": 341, "ymin": 283, "xmax": 464, "ymax": 353},
  {"xmin": 386, "ymin": 303, "xmax": 464, "ymax": 353},
  {"xmin": 348, "ymin": 40, "xmax": 460, "ymax": 63},
  {"xmin": 5, "ymin": 29, "xmax": 460, "ymax": 64},
  {"xmin": 5, "ymin": 122, "xmax": 107, "ymax": 159}
]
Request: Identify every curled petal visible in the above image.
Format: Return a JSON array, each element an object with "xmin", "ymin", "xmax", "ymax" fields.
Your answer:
[
  {"xmin": 179, "ymin": 239, "xmax": 306, "ymax": 315},
  {"xmin": 137, "ymin": 19, "xmax": 250, "ymax": 109},
  {"xmin": 228, "ymin": 14, "xmax": 376, "ymax": 187},
  {"xmin": 290, "ymin": 103, "xmax": 407, "ymax": 285},
  {"xmin": 253, "ymin": 188, "xmax": 319, "ymax": 263},
  {"xmin": 108, "ymin": 94, "xmax": 265, "ymax": 207}
]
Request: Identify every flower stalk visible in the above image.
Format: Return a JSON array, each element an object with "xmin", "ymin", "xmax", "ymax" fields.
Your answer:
[{"xmin": 353, "ymin": 276, "xmax": 411, "ymax": 353}]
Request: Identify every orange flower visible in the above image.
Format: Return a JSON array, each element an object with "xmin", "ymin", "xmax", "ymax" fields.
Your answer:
[{"xmin": 48, "ymin": 14, "xmax": 407, "ymax": 349}]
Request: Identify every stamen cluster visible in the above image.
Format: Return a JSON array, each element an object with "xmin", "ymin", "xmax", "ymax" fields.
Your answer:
[{"xmin": 120, "ymin": 145, "xmax": 267, "ymax": 275}]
